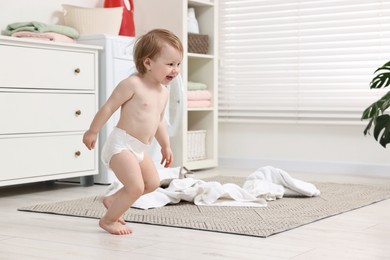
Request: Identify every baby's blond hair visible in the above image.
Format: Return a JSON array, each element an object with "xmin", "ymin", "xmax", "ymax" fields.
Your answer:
[{"xmin": 133, "ymin": 28, "xmax": 183, "ymax": 74}]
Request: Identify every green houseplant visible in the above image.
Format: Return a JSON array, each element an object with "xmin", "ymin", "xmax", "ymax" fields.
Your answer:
[{"xmin": 362, "ymin": 61, "xmax": 390, "ymax": 147}]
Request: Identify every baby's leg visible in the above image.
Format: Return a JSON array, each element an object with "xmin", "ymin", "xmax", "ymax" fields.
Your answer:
[
  {"xmin": 100, "ymin": 150, "xmax": 144, "ymax": 235},
  {"xmin": 103, "ymin": 153, "xmax": 159, "ymax": 226},
  {"xmin": 139, "ymin": 153, "xmax": 161, "ymax": 194},
  {"xmin": 102, "ymin": 193, "xmax": 126, "ymax": 225}
]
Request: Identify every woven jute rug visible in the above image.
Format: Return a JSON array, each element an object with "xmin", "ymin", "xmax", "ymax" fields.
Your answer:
[{"xmin": 18, "ymin": 176, "xmax": 390, "ymax": 237}]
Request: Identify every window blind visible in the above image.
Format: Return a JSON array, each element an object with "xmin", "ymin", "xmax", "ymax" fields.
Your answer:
[{"xmin": 218, "ymin": 0, "xmax": 390, "ymax": 124}]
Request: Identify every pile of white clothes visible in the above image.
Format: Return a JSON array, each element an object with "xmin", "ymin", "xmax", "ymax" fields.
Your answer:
[{"xmin": 105, "ymin": 166, "xmax": 320, "ymax": 210}]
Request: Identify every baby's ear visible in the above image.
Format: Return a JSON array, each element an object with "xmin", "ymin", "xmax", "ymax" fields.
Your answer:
[{"xmin": 143, "ymin": 58, "xmax": 152, "ymax": 71}]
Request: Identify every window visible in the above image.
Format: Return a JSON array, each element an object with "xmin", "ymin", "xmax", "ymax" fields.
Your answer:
[{"xmin": 219, "ymin": 0, "xmax": 390, "ymax": 124}]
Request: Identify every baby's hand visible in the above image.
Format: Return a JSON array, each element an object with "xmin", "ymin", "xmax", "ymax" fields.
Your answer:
[
  {"xmin": 160, "ymin": 147, "xmax": 173, "ymax": 168},
  {"xmin": 83, "ymin": 130, "xmax": 97, "ymax": 150}
]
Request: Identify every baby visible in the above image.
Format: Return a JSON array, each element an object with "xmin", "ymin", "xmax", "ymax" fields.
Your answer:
[{"xmin": 83, "ymin": 28, "xmax": 183, "ymax": 235}]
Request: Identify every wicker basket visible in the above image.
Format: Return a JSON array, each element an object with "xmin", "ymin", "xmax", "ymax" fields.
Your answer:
[
  {"xmin": 188, "ymin": 33, "xmax": 209, "ymax": 54},
  {"xmin": 62, "ymin": 4, "xmax": 122, "ymax": 35},
  {"xmin": 187, "ymin": 130, "xmax": 206, "ymax": 161}
]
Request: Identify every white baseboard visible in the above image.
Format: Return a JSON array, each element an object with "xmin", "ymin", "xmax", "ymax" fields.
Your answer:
[{"xmin": 219, "ymin": 157, "xmax": 390, "ymax": 178}]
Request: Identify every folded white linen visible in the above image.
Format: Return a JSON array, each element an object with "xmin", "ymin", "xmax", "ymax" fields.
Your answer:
[{"xmin": 104, "ymin": 166, "xmax": 320, "ymax": 210}]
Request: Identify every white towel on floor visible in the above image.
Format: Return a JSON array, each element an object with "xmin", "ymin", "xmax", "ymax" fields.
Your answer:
[
  {"xmin": 105, "ymin": 166, "xmax": 320, "ymax": 210},
  {"xmin": 246, "ymin": 166, "xmax": 320, "ymax": 197},
  {"xmin": 132, "ymin": 178, "xmax": 268, "ymax": 209}
]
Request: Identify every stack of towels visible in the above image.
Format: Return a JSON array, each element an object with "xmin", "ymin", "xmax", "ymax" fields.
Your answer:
[
  {"xmin": 2, "ymin": 21, "xmax": 79, "ymax": 43},
  {"xmin": 187, "ymin": 81, "xmax": 212, "ymax": 108}
]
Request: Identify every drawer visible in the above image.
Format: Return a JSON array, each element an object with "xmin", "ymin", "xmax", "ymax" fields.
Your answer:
[
  {"xmin": 0, "ymin": 134, "xmax": 96, "ymax": 181},
  {"xmin": 0, "ymin": 92, "xmax": 96, "ymax": 135},
  {"xmin": 0, "ymin": 45, "xmax": 95, "ymax": 90}
]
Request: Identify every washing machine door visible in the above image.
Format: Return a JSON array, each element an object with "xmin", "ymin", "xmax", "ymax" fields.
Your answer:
[{"xmin": 166, "ymin": 74, "xmax": 183, "ymax": 137}]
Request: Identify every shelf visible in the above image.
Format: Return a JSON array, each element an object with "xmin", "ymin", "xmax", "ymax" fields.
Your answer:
[
  {"xmin": 188, "ymin": 0, "xmax": 214, "ymax": 7},
  {"xmin": 131, "ymin": 0, "xmax": 217, "ymax": 171},
  {"xmin": 186, "ymin": 0, "xmax": 217, "ymax": 170},
  {"xmin": 188, "ymin": 53, "xmax": 214, "ymax": 59},
  {"xmin": 187, "ymin": 107, "xmax": 214, "ymax": 112},
  {"xmin": 186, "ymin": 158, "xmax": 217, "ymax": 170}
]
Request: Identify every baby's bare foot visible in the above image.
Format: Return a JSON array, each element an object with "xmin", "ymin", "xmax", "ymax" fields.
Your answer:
[
  {"xmin": 99, "ymin": 218, "xmax": 132, "ymax": 235},
  {"xmin": 102, "ymin": 196, "xmax": 126, "ymax": 225}
]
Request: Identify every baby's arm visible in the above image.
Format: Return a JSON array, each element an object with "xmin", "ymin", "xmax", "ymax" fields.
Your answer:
[
  {"xmin": 155, "ymin": 113, "xmax": 173, "ymax": 168},
  {"xmin": 83, "ymin": 79, "xmax": 135, "ymax": 150}
]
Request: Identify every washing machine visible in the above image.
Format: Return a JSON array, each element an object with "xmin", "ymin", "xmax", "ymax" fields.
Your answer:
[{"xmin": 78, "ymin": 34, "xmax": 183, "ymax": 184}]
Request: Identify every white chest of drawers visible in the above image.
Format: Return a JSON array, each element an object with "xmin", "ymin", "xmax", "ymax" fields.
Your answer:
[{"xmin": 0, "ymin": 36, "xmax": 101, "ymax": 186}]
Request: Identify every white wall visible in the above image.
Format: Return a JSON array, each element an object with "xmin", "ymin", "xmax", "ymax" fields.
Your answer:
[{"xmin": 219, "ymin": 122, "xmax": 390, "ymax": 177}]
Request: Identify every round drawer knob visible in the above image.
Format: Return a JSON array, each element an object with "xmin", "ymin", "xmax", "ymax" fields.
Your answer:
[
  {"xmin": 75, "ymin": 110, "xmax": 81, "ymax": 116},
  {"xmin": 74, "ymin": 68, "xmax": 81, "ymax": 74},
  {"xmin": 75, "ymin": 151, "xmax": 81, "ymax": 157}
]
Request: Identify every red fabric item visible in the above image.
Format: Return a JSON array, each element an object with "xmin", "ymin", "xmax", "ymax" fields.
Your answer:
[{"xmin": 104, "ymin": 0, "xmax": 135, "ymax": 36}]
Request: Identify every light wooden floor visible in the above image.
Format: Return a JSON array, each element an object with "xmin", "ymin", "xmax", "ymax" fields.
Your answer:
[{"xmin": 1, "ymin": 167, "xmax": 390, "ymax": 260}]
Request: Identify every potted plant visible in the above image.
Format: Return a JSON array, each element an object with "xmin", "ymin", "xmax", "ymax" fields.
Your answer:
[{"xmin": 362, "ymin": 61, "xmax": 390, "ymax": 147}]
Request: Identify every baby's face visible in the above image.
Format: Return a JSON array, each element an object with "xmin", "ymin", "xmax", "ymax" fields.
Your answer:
[{"xmin": 150, "ymin": 44, "xmax": 182, "ymax": 85}]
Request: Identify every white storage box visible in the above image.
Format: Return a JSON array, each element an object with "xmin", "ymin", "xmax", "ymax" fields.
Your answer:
[
  {"xmin": 187, "ymin": 130, "xmax": 206, "ymax": 161},
  {"xmin": 62, "ymin": 4, "xmax": 122, "ymax": 35}
]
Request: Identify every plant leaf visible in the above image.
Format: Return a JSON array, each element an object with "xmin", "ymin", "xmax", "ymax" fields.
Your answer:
[
  {"xmin": 361, "ymin": 91, "xmax": 390, "ymax": 119},
  {"xmin": 374, "ymin": 61, "xmax": 390, "ymax": 74},
  {"xmin": 363, "ymin": 118, "xmax": 374, "ymax": 136},
  {"xmin": 361, "ymin": 102, "xmax": 380, "ymax": 119},
  {"xmin": 370, "ymin": 73, "xmax": 390, "ymax": 89},
  {"xmin": 373, "ymin": 114, "xmax": 390, "ymax": 148}
]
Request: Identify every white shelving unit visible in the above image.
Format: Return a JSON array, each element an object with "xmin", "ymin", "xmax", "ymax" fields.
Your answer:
[{"xmin": 135, "ymin": 0, "xmax": 218, "ymax": 170}]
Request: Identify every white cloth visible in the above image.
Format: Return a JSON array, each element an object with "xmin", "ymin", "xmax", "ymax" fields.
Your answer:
[
  {"xmin": 105, "ymin": 166, "xmax": 320, "ymax": 210},
  {"xmin": 187, "ymin": 8, "xmax": 200, "ymax": 34},
  {"xmin": 245, "ymin": 166, "xmax": 320, "ymax": 197}
]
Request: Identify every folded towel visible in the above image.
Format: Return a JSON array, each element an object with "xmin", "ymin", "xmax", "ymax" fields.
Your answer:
[
  {"xmin": 3, "ymin": 21, "xmax": 79, "ymax": 39},
  {"xmin": 188, "ymin": 81, "xmax": 207, "ymax": 90},
  {"xmin": 11, "ymin": 31, "xmax": 76, "ymax": 43},
  {"xmin": 187, "ymin": 90, "xmax": 212, "ymax": 101},
  {"xmin": 187, "ymin": 100, "xmax": 211, "ymax": 108}
]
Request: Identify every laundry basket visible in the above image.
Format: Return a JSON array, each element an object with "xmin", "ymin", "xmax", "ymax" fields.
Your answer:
[
  {"xmin": 62, "ymin": 4, "xmax": 122, "ymax": 35},
  {"xmin": 187, "ymin": 130, "xmax": 206, "ymax": 161}
]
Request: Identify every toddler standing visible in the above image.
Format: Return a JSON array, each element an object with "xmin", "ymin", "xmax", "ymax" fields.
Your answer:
[{"xmin": 83, "ymin": 28, "xmax": 183, "ymax": 235}]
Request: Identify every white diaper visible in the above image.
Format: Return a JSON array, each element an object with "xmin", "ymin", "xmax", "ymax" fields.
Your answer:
[{"xmin": 101, "ymin": 127, "xmax": 150, "ymax": 169}]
